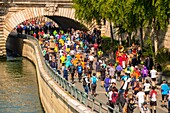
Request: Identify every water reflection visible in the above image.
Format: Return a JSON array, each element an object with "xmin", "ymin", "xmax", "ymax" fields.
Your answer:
[{"xmin": 0, "ymin": 58, "xmax": 44, "ymax": 113}]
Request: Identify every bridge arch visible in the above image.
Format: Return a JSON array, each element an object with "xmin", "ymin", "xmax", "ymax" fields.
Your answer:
[{"xmin": 4, "ymin": 7, "xmax": 94, "ymax": 40}]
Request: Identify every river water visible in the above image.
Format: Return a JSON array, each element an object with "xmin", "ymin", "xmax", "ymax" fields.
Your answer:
[{"xmin": 0, "ymin": 58, "xmax": 44, "ymax": 113}]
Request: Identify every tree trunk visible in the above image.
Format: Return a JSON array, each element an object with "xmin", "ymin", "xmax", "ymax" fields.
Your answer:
[
  {"xmin": 128, "ymin": 32, "xmax": 131, "ymax": 47},
  {"xmin": 119, "ymin": 34, "xmax": 123, "ymax": 45},
  {"xmin": 152, "ymin": 17, "xmax": 160, "ymax": 56},
  {"xmin": 140, "ymin": 27, "xmax": 143, "ymax": 49},
  {"xmin": 109, "ymin": 21, "xmax": 114, "ymax": 43},
  {"xmin": 154, "ymin": 30, "xmax": 158, "ymax": 55}
]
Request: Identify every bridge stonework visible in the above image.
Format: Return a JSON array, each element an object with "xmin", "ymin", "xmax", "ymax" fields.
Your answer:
[{"xmin": 0, "ymin": 0, "xmax": 98, "ymax": 56}]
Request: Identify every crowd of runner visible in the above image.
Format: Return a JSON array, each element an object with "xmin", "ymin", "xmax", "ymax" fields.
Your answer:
[{"xmin": 15, "ymin": 18, "xmax": 170, "ymax": 113}]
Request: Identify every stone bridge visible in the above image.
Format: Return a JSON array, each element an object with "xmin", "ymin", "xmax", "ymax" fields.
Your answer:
[{"xmin": 0, "ymin": 0, "xmax": 111, "ymax": 56}]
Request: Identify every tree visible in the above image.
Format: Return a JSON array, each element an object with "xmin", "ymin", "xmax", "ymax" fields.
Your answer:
[
  {"xmin": 132, "ymin": 0, "xmax": 150, "ymax": 48},
  {"xmin": 73, "ymin": 0, "xmax": 170, "ymax": 51},
  {"xmin": 148, "ymin": 0, "xmax": 170, "ymax": 55},
  {"xmin": 73, "ymin": 0, "xmax": 103, "ymax": 24},
  {"xmin": 103, "ymin": 0, "xmax": 137, "ymax": 46}
]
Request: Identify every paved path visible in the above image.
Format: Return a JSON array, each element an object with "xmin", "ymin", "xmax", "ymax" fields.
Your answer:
[
  {"xmin": 73, "ymin": 78, "xmax": 168, "ymax": 113},
  {"xmin": 67, "ymin": 61, "xmax": 168, "ymax": 113},
  {"xmin": 57, "ymin": 51, "xmax": 168, "ymax": 113}
]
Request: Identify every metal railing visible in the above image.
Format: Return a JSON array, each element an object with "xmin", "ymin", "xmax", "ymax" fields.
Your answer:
[{"xmin": 24, "ymin": 34, "xmax": 120, "ymax": 113}]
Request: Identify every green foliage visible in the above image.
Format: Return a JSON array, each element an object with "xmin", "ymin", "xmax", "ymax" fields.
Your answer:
[
  {"xmin": 151, "ymin": 0, "xmax": 170, "ymax": 30},
  {"xmin": 73, "ymin": 0, "xmax": 170, "ymax": 55},
  {"xmin": 142, "ymin": 38, "xmax": 154, "ymax": 58},
  {"xmin": 73, "ymin": 0, "xmax": 104, "ymax": 24},
  {"xmin": 155, "ymin": 47, "xmax": 170, "ymax": 72},
  {"xmin": 101, "ymin": 37, "xmax": 126, "ymax": 53},
  {"xmin": 155, "ymin": 47, "xmax": 170, "ymax": 64},
  {"xmin": 73, "ymin": 0, "xmax": 169, "ymax": 32}
]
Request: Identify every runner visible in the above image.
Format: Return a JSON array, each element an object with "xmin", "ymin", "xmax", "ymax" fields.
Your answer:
[
  {"xmin": 19, "ymin": 18, "xmax": 168, "ymax": 113},
  {"xmin": 150, "ymin": 66, "xmax": 157, "ymax": 86},
  {"xmin": 69, "ymin": 65, "xmax": 76, "ymax": 83},
  {"xmin": 90, "ymin": 73, "xmax": 98, "ymax": 96},
  {"xmin": 77, "ymin": 62, "xmax": 83, "ymax": 82},
  {"xmin": 136, "ymin": 87, "xmax": 146, "ymax": 109},
  {"xmin": 104, "ymin": 75, "xmax": 111, "ymax": 95},
  {"xmin": 141, "ymin": 102, "xmax": 150, "ymax": 113},
  {"xmin": 82, "ymin": 74, "xmax": 89, "ymax": 94},
  {"xmin": 144, "ymin": 79, "xmax": 151, "ymax": 102},
  {"xmin": 100, "ymin": 65, "xmax": 106, "ymax": 87},
  {"xmin": 116, "ymin": 63, "xmax": 123, "ymax": 81},
  {"xmin": 161, "ymin": 80, "xmax": 169, "ymax": 107},
  {"xmin": 141, "ymin": 66, "xmax": 149, "ymax": 83},
  {"xmin": 63, "ymin": 66, "xmax": 68, "ymax": 81},
  {"xmin": 150, "ymin": 86, "xmax": 157, "ymax": 113}
]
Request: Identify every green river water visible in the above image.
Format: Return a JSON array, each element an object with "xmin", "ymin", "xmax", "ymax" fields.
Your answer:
[{"xmin": 0, "ymin": 57, "xmax": 44, "ymax": 113}]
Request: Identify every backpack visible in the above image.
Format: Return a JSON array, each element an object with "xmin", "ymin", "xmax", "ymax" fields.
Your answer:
[
  {"xmin": 111, "ymin": 92, "xmax": 118, "ymax": 104},
  {"xmin": 92, "ymin": 77, "xmax": 97, "ymax": 84},
  {"xmin": 83, "ymin": 78, "xmax": 87, "ymax": 86}
]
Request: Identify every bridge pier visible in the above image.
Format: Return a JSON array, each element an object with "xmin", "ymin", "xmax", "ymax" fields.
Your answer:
[{"xmin": 0, "ymin": 16, "xmax": 6, "ymax": 56}]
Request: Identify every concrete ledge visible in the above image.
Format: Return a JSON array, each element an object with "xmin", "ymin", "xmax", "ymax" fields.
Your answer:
[{"xmin": 22, "ymin": 39, "xmax": 92, "ymax": 113}]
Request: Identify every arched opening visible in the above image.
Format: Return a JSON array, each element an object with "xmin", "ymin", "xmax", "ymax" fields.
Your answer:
[
  {"xmin": 5, "ymin": 16, "xmax": 88, "ymax": 57},
  {"xmin": 46, "ymin": 16, "xmax": 88, "ymax": 31}
]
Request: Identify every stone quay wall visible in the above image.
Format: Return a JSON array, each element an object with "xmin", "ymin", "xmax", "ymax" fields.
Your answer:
[{"xmin": 22, "ymin": 39, "xmax": 91, "ymax": 113}]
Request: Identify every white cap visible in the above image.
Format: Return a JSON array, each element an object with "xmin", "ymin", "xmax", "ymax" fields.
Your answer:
[
  {"xmin": 126, "ymin": 71, "xmax": 130, "ymax": 74},
  {"xmin": 111, "ymin": 79, "xmax": 116, "ymax": 84}
]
